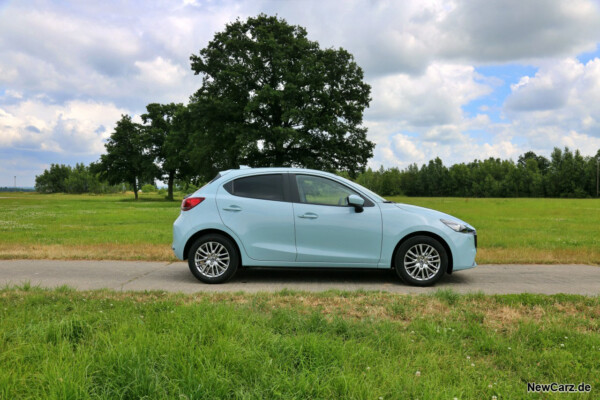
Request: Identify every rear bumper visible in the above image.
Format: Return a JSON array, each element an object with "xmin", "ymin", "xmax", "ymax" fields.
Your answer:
[{"xmin": 172, "ymin": 213, "xmax": 186, "ymax": 260}]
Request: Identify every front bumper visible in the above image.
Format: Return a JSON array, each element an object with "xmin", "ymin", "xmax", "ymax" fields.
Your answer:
[{"xmin": 450, "ymin": 230, "xmax": 477, "ymax": 271}]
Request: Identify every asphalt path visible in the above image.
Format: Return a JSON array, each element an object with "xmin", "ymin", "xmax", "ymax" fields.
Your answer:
[{"xmin": 0, "ymin": 260, "xmax": 598, "ymax": 295}]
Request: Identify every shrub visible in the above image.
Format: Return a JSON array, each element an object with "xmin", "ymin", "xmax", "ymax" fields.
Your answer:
[{"xmin": 141, "ymin": 184, "xmax": 157, "ymax": 193}]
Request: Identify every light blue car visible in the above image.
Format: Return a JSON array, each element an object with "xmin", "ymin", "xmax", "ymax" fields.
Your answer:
[{"xmin": 172, "ymin": 167, "xmax": 477, "ymax": 286}]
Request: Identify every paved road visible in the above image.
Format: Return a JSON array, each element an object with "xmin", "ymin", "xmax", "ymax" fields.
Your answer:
[{"xmin": 0, "ymin": 260, "xmax": 598, "ymax": 295}]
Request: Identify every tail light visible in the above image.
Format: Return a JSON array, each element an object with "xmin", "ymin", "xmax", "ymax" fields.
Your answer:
[{"xmin": 181, "ymin": 197, "xmax": 205, "ymax": 211}]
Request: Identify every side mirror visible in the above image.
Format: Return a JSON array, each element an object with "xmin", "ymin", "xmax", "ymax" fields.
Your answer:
[{"xmin": 347, "ymin": 194, "xmax": 365, "ymax": 213}]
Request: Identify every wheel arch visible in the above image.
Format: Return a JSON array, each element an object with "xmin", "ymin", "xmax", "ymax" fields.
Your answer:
[
  {"xmin": 391, "ymin": 231, "xmax": 454, "ymax": 274},
  {"xmin": 183, "ymin": 229, "xmax": 243, "ymax": 265}
]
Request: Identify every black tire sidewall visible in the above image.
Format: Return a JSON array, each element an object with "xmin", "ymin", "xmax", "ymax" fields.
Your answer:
[
  {"xmin": 394, "ymin": 236, "xmax": 447, "ymax": 286},
  {"xmin": 187, "ymin": 234, "xmax": 239, "ymax": 284}
]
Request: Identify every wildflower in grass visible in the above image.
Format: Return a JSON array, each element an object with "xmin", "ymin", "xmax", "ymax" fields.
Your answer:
[
  {"xmin": 466, "ymin": 356, "xmax": 470, "ymax": 360},
  {"xmin": 508, "ymin": 347, "xmax": 511, "ymax": 350},
  {"xmin": 471, "ymin": 363, "xmax": 475, "ymax": 367},
  {"xmin": 560, "ymin": 343, "xmax": 564, "ymax": 347},
  {"xmin": 415, "ymin": 370, "xmax": 421, "ymax": 376}
]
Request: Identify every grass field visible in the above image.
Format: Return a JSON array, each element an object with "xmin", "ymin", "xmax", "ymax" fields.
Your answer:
[
  {"xmin": 0, "ymin": 286, "xmax": 598, "ymax": 399},
  {"xmin": 0, "ymin": 192, "xmax": 598, "ymax": 264}
]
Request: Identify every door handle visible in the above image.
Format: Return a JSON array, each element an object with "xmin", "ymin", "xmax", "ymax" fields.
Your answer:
[
  {"xmin": 298, "ymin": 212, "xmax": 318, "ymax": 219},
  {"xmin": 223, "ymin": 205, "xmax": 242, "ymax": 212}
]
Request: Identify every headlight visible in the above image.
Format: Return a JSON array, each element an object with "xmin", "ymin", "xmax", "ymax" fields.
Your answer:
[{"xmin": 441, "ymin": 219, "xmax": 475, "ymax": 234}]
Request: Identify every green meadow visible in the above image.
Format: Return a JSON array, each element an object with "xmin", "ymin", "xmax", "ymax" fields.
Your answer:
[
  {"xmin": 0, "ymin": 286, "xmax": 598, "ymax": 399},
  {"xmin": 0, "ymin": 192, "xmax": 598, "ymax": 264}
]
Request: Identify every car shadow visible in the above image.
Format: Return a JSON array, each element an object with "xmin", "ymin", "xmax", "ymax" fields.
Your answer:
[{"xmin": 231, "ymin": 267, "xmax": 398, "ymax": 284}]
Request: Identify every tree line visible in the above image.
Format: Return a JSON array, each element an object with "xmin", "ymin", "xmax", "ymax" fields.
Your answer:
[
  {"xmin": 36, "ymin": 146, "xmax": 599, "ymax": 198},
  {"xmin": 34, "ymin": 162, "xmax": 198, "ymax": 195},
  {"xmin": 352, "ymin": 148, "xmax": 600, "ymax": 198},
  {"xmin": 0, "ymin": 187, "xmax": 35, "ymax": 192}
]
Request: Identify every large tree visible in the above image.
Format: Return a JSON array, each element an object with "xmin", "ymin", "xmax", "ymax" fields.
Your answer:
[
  {"xmin": 141, "ymin": 103, "xmax": 192, "ymax": 200},
  {"xmin": 95, "ymin": 115, "xmax": 156, "ymax": 200},
  {"xmin": 188, "ymin": 14, "xmax": 374, "ymax": 179}
]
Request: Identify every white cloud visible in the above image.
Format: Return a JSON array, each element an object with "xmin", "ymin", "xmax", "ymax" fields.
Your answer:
[
  {"xmin": 0, "ymin": 100, "xmax": 127, "ymax": 154},
  {"xmin": 266, "ymin": 0, "xmax": 600, "ymax": 76},
  {"xmin": 505, "ymin": 58, "xmax": 600, "ymax": 138},
  {"xmin": 391, "ymin": 134, "xmax": 426, "ymax": 162},
  {"xmin": 368, "ymin": 63, "xmax": 492, "ymax": 126},
  {"xmin": 438, "ymin": 0, "xmax": 600, "ymax": 62}
]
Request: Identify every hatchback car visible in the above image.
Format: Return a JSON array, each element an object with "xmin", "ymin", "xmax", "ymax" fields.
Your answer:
[{"xmin": 172, "ymin": 167, "xmax": 477, "ymax": 286}]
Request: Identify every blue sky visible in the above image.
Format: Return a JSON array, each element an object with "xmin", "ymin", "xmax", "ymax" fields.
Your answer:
[{"xmin": 1, "ymin": 0, "xmax": 600, "ymax": 187}]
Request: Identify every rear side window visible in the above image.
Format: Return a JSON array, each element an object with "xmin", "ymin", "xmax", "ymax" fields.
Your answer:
[{"xmin": 224, "ymin": 174, "xmax": 284, "ymax": 201}]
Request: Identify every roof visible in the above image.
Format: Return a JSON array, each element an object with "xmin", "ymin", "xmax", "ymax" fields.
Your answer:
[{"xmin": 217, "ymin": 166, "xmax": 340, "ymax": 179}]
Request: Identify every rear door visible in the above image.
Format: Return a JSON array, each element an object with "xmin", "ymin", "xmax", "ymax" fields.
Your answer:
[{"xmin": 216, "ymin": 173, "xmax": 296, "ymax": 261}]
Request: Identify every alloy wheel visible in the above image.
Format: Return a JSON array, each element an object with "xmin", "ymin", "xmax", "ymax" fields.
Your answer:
[
  {"xmin": 403, "ymin": 243, "xmax": 441, "ymax": 281},
  {"xmin": 194, "ymin": 241, "xmax": 230, "ymax": 278}
]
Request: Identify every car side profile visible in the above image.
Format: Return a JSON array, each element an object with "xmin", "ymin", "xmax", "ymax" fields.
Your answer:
[{"xmin": 172, "ymin": 167, "xmax": 477, "ymax": 286}]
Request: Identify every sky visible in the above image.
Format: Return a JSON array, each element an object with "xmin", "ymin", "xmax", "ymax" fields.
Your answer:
[{"xmin": 1, "ymin": 0, "xmax": 600, "ymax": 187}]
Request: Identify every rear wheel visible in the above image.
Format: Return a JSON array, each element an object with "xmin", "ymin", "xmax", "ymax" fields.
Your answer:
[
  {"xmin": 394, "ymin": 236, "xmax": 447, "ymax": 286},
  {"xmin": 187, "ymin": 234, "xmax": 239, "ymax": 284}
]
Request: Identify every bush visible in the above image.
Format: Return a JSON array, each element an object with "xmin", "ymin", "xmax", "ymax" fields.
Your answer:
[
  {"xmin": 141, "ymin": 184, "xmax": 157, "ymax": 193},
  {"xmin": 158, "ymin": 188, "xmax": 167, "ymax": 195}
]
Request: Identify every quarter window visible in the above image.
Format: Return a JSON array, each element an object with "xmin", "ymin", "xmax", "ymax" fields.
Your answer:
[
  {"xmin": 295, "ymin": 175, "xmax": 358, "ymax": 206},
  {"xmin": 225, "ymin": 174, "xmax": 284, "ymax": 201}
]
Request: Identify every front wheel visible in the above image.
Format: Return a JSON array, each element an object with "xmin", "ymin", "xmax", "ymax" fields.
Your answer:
[
  {"xmin": 394, "ymin": 236, "xmax": 447, "ymax": 286},
  {"xmin": 187, "ymin": 234, "xmax": 239, "ymax": 284}
]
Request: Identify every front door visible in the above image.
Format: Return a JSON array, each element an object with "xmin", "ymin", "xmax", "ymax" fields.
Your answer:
[{"xmin": 292, "ymin": 174, "xmax": 382, "ymax": 264}]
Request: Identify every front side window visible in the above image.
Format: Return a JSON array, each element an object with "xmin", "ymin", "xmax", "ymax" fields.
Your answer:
[
  {"xmin": 296, "ymin": 175, "xmax": 358, "ymax": 206},
  {"xmin": 225, "ymin": 174, "xmax": 284, "ymax": 201}
]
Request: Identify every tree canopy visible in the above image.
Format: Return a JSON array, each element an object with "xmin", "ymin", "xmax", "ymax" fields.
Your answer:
[
  {"xmin": 141, "ymin": 103, "xmax": 192, "ymax": 200},
  {"xmin": 188, "ymin": 14, "xmax": 374, "ymax": 179},
  {"xmin": 94, "ymin": 115, "xmax": 156, "ymax": 200}
]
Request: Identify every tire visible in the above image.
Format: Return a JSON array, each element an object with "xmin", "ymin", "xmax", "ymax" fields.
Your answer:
[
  {"xmin": 187, "ymin": 234, "xmax": 239, "ymax": 284},
  {"xmin": 394, "ymin": 236, "xmax": 447, "ymax": 287}
]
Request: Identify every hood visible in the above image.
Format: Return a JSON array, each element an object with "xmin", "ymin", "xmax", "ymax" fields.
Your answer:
[{"xmin": 395, "ymin": 203, "xmax": 473, "ymax": 229}]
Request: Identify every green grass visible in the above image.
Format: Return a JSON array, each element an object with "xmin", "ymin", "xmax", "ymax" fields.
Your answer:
[
  {"xmin": 0, "ymin": 192, "xmax": 598, "ymax": 264},
  {"xmin": 0, "ymin": 192, "xmax": 180, "ymax": 260},
  {"xmin": 0, "ymin": 287, "xmax": 598, "ymax": 399}
]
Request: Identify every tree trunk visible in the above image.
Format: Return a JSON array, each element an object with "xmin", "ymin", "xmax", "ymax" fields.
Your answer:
[
  {"xmin": 133, "ymin": 179, "xmax": 138, "ymax": 200},
  {"xmin": 167, "ymin": 170, "xmax": 175, "ymax": 201}
]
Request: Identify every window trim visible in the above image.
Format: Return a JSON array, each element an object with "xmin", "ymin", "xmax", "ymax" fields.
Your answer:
[
  {"xmin": 223, "ymin": 173, "xmax": 290, "ymax": 203},
  {"xmin": 289, "ymin": 173, "xmax": 374, "ymax": 207}
]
